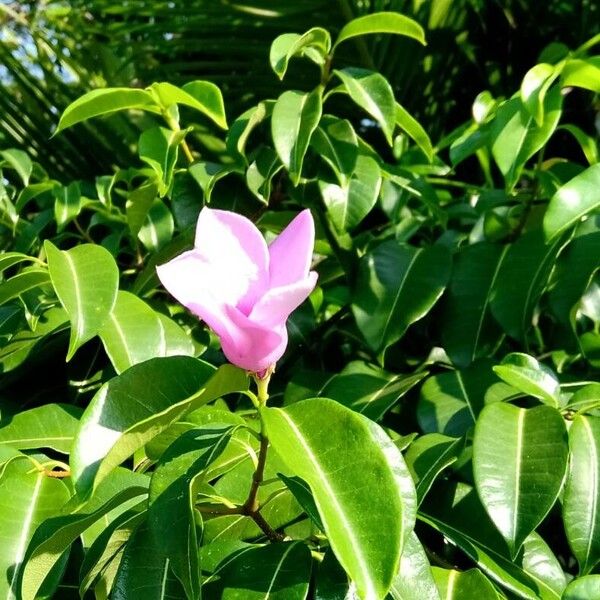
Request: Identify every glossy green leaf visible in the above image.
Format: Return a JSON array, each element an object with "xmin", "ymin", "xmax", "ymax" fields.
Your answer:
[
  {"xmin": 563, "ymin": 415, "xmax": 600, "ymax": 574},
  {"xmin": 405, "ymin": 433, "xmax": 464, "ymax": 504},
  {"xmin": 388, "ymin": 532, "xmax": 440, "ymax": 600},
  {"xmin": 271, "ymin": 89, "xmax": 322, "ymax": 185},
  {"xmin": 204, "ymin": 542, "xmax": 312, "ymax": 599},
  {"xmin": 99, "ymin": 291, "xmax": 193, "ymax": 374},
  {"xmin": 0, "ymin": 458, "xmax": 70, "ymax": 600},
  {"xmin": 441, "ymin": 242, "xmax": 507, "ymax": 367},
  {"xmin": 111, "ymin": 520, "xmax": 186, "ymax": 600},
  {"xmin": 432, "ymin": 567, "xmax": 499, "ymax": 599},
  {"xmin": 270, "ymin": 27, "xmax": 330, "ymax": 80},
  {"xmin": 71, "ymin": 358, "xmax": 247, "ymax": 496},
  {"xmin": 262, "ymin": 398, "xmax": 414, "ymax": 600},
  {"xmin": 562, "ymin": 575, "xmax": 600, "ymax": 600},
  {"xmin": 278, "ymin": 474, "xmax": 324, "ymax": 531},
  {"xmin": 319, "ymin": 155, "xmax": 381, "ymax": 232},
  {"xmin": 490, "ymin": 230, "xmax": 564, "ymax": 341},
  {"xmin": 493, "ymin": 353, "xmax": 561, "ymax": 407},
  {"xmin": 20, "ymin": 469, "xmax": 148, "ymax": 600},
  {"xmin": 226, "ymin": 100, "xmax": 274, "ymax": 159},
  {"xmin": 558, "ymin": 124, "xmax": 599, "ymax": 165},
  {"xmin": 0, "ymin": 404, "xmax": 81, "ymax": 454},
  {"xmin": 0, "ymin": 270, "xmax": 50, "ymax": 306},
  {"xmin": 139, "ymin": 126, "xmax": 186, "ymax": 194},
  {"xmin": 53, "ymin": 181, "xmax": 81, "ymax": 231},
  {"xmin": 333, "ymin": 12, "xmax": 426, "ymax": 49},
  {"xmin": 45, "ymin": 240, "xmax": 119, "ymax": 360},
  {"xmin": 246, "ymin": 147, "xmax": 283, "ymax": 204},
  {"xmin": 520, "ymin": 63, "xmax": 559, "ymax": 126},
  {"xmin": 189, "ymin": 161, "xmax": 237, "ymax": 202},
  {"xmin": 490, "ymin": 86, "xmax": 562, "ymax": 189},
  {"xmin": 395, "ymin": 103, "xmax": 434, "ymax": 161},
  {"xmin": 334, "ymin": 68, "xmax": 395, "ymax": 145},
  {"xmin": 0, "ymin": 252, "xmax": 42, "ymax": 274},
  {"xmin": 561, "ymin": 57, "xmax": 600, "ymax": 93},
  {"xmin": 352, "ymin": 241, "xmax": 451, "ymax": 351},
  {"xmin": 126, "ymin": 180, "xmax": 159, "ymax": 237},
  {"xmin": 148, "ymin": 426, "xmax": 235, "ymax": 599},
  {"xmin": 420, "ymin": 483, "xmax": 564, "ymax": 600},
  {"xmin": 321, "ymin": 360, "xmax": 427, "ymax": 421},
  {"xmin": 137, "ymin": 198, "xmax": 174, "ymax": 252},
  {"xmin": 1, "ymin": 149, "xmax": 33, "ymax": 185},
  {"xmin": 473, "ymin": 403, "xmax": 568, "ymax": 556},
  {"xmin": 544, "ymin": 164, "xmax": 600, "ymax": 241},
  {"xmin": 55, "ymin": 88, "xmax": 160, "ymax": 133}
]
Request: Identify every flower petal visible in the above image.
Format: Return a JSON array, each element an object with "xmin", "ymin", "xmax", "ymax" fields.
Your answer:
[
  {"xmin": 250, "ymin": 272, "xmax": 318, "ymax": 327},
  {"xmin": 195, "ymin": 208, "xmax": 269, "ymax": 311},
  {"xmin": 268, "ymin": 209, "xmax": 315, "ymax": 288},
  {"xmin": 222, "ymin": 306, "xmax": 289, "ymax": 372}
]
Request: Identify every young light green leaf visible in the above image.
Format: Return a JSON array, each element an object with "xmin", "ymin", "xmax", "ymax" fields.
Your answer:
[
  {"xmin": 352, "ymin": 241, "xmax": 451, "ymax": 352},
  {"xmin": 520, "ymin": 63, "xmax": 559, "ymax": 126},
  {"xmin": 493, "ymin": 353, "xmax": 561, "ymax": 407},
  {"xmin": 1, "ymin": 149, "xmax": 33, "ymax": 185},
  {"xmin": 139, "ymin": 126, "xmax": 186, "ymax": 195},
  {"xmin": 473, "ymin": 403, "xmax": 568, "ymax": 556},
  {"xmin": 0, "ymin": 270, "xmax": 51, "ymax": 306},
  {"xmin": 189, "ymin": 161, "xmax": 237, "ymax": 202},
  {"xmin": 270, "ymin": 27, "xmax": 331, "ymax": 80},
  {"xmin": 271, "ymin": 89, "xmax": 322, "ymax": 185},
  {"xmin": 0, "ymin": 458, "xmax": 70, "ymax": 600},
  {"xmin": 333, "ymin": 12, "xmax": 426, "ymax": 50},
  {"xmin": 246, "ymin": 147, "xmax": 283, "ymax": 204},
  {"xmin": 563, "ymin": 415, "xmax": 600, "ymax": 574},
  {"xmin": 53, "ymin": 181, "xmax": 81, "ymax": 231},
  {"xmin": 334, "ymin": 68, "xmax": 396, "ymax": 145},
  {"xmin": 432, "ymin": 567, "xmax": 499, "ymax": 599},
  {"xmin": 0, "ymin": 404, "xmax": 81, "ymax": 454},
  {"xmin": 45, "ymin": 240, "xmax": 119, "ymax": 360},
  {"xmin": 561, "ymin": 57, "xmax": 600, "ymax": 93},
  {"xmin": 562, "ymin": 576, "xmax": 600, "ymax": 600},
  {"xmin": 55, "ymin": 88, "xmax": 160, "ymax": 133},
  {"xmin": 544, "ymin": 163, "xmax": 600, "ymax": 241},
  {"xmin": 99, "ymin": 290, "xmax": 193, "ymax": 374},
  {"xmin": 395, "ymin": 103, "xmax": 434, "ymax": 161},
  {"xmin": 71, "ymin": 358, "xmax": 247, "ymax": 496},
  {"xmin": 262, "ymin": 398, "xmax": 413, "ymax": 600},
  {"xmin": 558, "ymin": 124, "xmax": 599, "ymax": 165},
  {"xmin": 126, "ymin": 179, "xmax": 158, "ymax": 237},
  {"xmin": 137, "ymin": 198, "xmax": 174, "ymax": 252}
]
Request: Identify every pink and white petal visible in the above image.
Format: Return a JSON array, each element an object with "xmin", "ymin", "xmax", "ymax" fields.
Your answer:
[
  {"xmin": 194, "ymin": 208, "xmax": 270, "ymax": 310},
  {"xmin": 222, "ymin": 306, "xmax": 289, "ymax": 372},
  {"xmin": 156, "ymin": 251, "xmax": 246, "ymax": 348},
  {"xmin": 250, "ymin": 271, "xmax": 318, "ymax": 327},
  {"xmin": 268, "ymin": 209, "xmax": 315, "ymax": 288}
]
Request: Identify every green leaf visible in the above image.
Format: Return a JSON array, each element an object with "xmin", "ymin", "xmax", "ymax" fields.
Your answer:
[
  {"xmin": 490, "ymin": 86, "xmax": 562, "ymax": 189},
  {"xmin": 0, "ymin": 458, "xmax": 70, "ymax": 600},
  {"xmin": 278, "ymin": 474, "xmax": 324, "ymax": 531},
  {"xmin": 20, "ymin": 469, "xmax": 148, "ymax": 600},
  {"xmin": 150, "ymin": 81, "xmax": 227, "ymax": 129},
  {"xmin": 0, "ymin": 404, "xmax": 81, "ymax": 454},
  {"xmin": 432, "ymin": 567, "xmax": 499, "ymax": 599},
  {"xmin": 126, "ymin": 179, "xmax": 158, "ymax": 237},
  {"xmin": 520, "ymin": 63, "xmax": 559, "ymax": 126},
  {"xmin": 417, "ymin": 367, "xmax": 483, "ymax": 436},
  {"xmin": 319, "ymin": 155, "xmax": 381, "ymax": 232},
  {"xmin": 0, "ymin": 270, "xmax": 51, "ymax": 306},
  {"xmin": 189, "ymin": 161, "xmax": 237, "ymax": 203},
  {"xmin": 405, "ymin": 433, "xmax": 464, "ymax": 504},
  {"xmin": 137, "ymin": 198, "xmax": 174, "ymax": 252},
  {"xmin": 139, "ymin": 126, "xmax": 186, "ymax": 195},
  {"xmin": 246, "ymin": 147, "xmax": 283, "ymax": 204},
  {"xmin": 490, "ymin": 230, "xmax": 564, "ymax": 341},
  {"xmin": 55, "ymin": 88, "xmax": 160, "ymax": 133},
  {"xmin": 473, "ymin": 403, "xmax": 568, "ymax": 556},
  {"xmin": 45, "ymin": 241, "xmax": 118, "ymax": 360},
  {"xmin": 441, "ymin": 242, "xmax": 507, "ymax": 368},
  {"xmin": 395, "ymin": 103, "xmax": 434, "ymax": 161},
  {"xmin": 333, "ymin": 12, "xmax": 426, "ymax": 49},
  {"xmin": 270, "ymin": 27, "xmax": 331, "ymax": 80},
  {"xmin": 352, "ymin": 241, "xmax": 451, "ymax": 352},
  {"xmin": 112, "ymin": 520, "xmax": 186, "ymax": 600},
  {"xmin": 99, "ymin": 290, "xmax": 193, "ymax": 374},
  {"xmin": 262, "ymin": 398, "xmax": 414, "ymax": 600},
  {"xmin": 204, "ymin": 542, "xmax": 312, "ymax": 599},
  {"xmin": 271, "ymin": 89, "xmax": 322, "ymax": 185},
  {"xmin": 321, "ymin": 360, "xmax": 427, "ymax": 421},
  {"xmin": 0, "ymin": 252, "xmax": 42, "ymax": 274},
  {"xmin": 561, "ymin": 57, "xmax": 600, "ymax": 93},
  {"xmin": 388, "ymin": 532, "xmax": 440, "ymax": 600},
  {"xmin": 148, "ymin": 426, "xmax": 235, "ymax": 599},
  {"xmin": 53, "ymin": 181, "xmax": 81, "ymax": 231},
  {"xmin": 562, "ymin": 576, "xmax": 600, "ymax": 600},
  {"xmin": 334, "ymin": 68, "xmax": 396, "ymax": 145},
  {"xmin": 420, "ymin": 483, "xmax": 564, "ymax": 600},
  {"xmin": 310, "ymin": 115, "xmax": 358, "ymax": 186},
  {"xmin": 1, "ymin": 149, "xmax": 33, "ymax": 185},
  {"xmin": 226, "ymin": 100, "xmax": 274, "ymax": 159},
  {"xmin": 558, "ymin": 124, "xmax": 599, "ymax": 165},
  {"xmin": 563, "ymin": 415, "xmax": 600, "ymax": 574},
  {"xmin": 71, "ymin": 358, "xmax": 247, "ymax": 496},
  {"xmin": 544, "ymin": 164, "xmax": 600, "ymax": 241}
]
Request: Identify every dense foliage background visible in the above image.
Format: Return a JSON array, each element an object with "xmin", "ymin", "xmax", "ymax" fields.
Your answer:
[{"xmin": 0, "ymin": 1, "xmax": 599, "ymax": 599}]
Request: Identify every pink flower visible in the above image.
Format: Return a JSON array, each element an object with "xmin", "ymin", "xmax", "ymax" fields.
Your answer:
[{"xmin": 157, "ymin": 208, "xmax": 318, "ymax": 373}]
